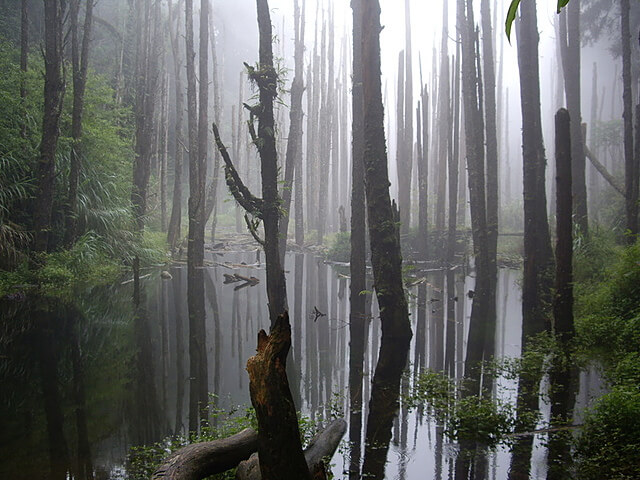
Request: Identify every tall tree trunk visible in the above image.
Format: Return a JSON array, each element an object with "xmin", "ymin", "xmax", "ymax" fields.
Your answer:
[
  {"xmin": 547, "ymin": 108, "xmax": 577, "ymax": 480},
  {"xmin": 64, "ymin": 0, "xmax": 94, "ymax": 246},
  {"xmin": 132, "ymin": 0, "xmax": 159, "ymax": 232},
  {"xmin": 33, "ymin": 0, "xmax": 65, "ymax": 253},
  {"xmin": 559, "ymin": 0, "xmax": 588, "ymax": 236},
  {"xmin": 358, "ymin": 0, "xmax": 412, "ymax": 477},
  {"xmin": 621, "ymin": 0, "xmax": 637, "ymax": 239},
  {"xmin": 400, "ymin": 0, "xmax": 413, "ymax": 234},
  {"xmin": 167, "ymin": 0, "xmax": 184, "ymax": 249},
  {"xmin": 447, "ymin": 50, "xmax": 461, "ymax": 264},
  {"xmin": 279, "ymin": 0, "xmax": 305, "ymax": 260},
  {"xmin": 418, "ymin": 83, "xmax": 429, "ymax": 258},
  {"xmin": 349, "ymin": 0, "xmax": 367, "ymax": 475},
  {"xmin": 509, "ymin": 2, "xmax": 555, "ymax": 478}
]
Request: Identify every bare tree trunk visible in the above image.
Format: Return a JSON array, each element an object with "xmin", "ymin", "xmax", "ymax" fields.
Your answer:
[
  {"xmin": 358, "ymin": 1, "xmax": 412, "ymax": 477},
  {"xmin": 559, "ymin": 0, "xmax": 588, "ymax": 235},
  {"xmin": 547, "ymin": 108, "xmax": 578, "ymax": 480},
  {"xmin": 167, "ymin": 0, "xmax": 184, "ymax": 249},
  {"xmin": 132, "ymin": 0, "xmax": 159, "ymax": 232},
  {"xmin": 33, "ymin": 0, "xmax": 65, "ymax": 253},
  {"xmin": 279, "ymin": 0, "xmax": 305, "ymax": 260},
  {"xmin": 400, "ymin": 0, "xmax": 413, "ymax": 234},
  {"xmin": 159, "ymin": 71, "xmax": 169, "ymax": 232},
  {"xmin": 621, "ymin": 0, "xmax": 638, "ymax": 239},
  {"xmin": 509, "ymin": 1, "xmax": 554, "ymax": 477},
  {"xmin": 418, "ymin": 83, "xmax": 429, "ymax": 258},
  {"xmin": 349, "ymin": 0, "xmax": 367, "ymax": 475}
]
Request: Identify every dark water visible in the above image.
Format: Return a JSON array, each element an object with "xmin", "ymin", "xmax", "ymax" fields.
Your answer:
[{"xmin": 0, "ymin": 250, "xmax": 596, "ymax": 479}]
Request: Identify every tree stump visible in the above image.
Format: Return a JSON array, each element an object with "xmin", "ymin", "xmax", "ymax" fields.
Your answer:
[{"xmin": 246, "ymin": 312, "xmax": 312, "ymax": 480}]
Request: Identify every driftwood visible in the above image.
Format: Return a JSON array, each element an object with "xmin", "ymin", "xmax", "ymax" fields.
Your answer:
[
  {"xmin": 236, "ymin": 418, "xmax": 347, "ymax": 480},
  {"xmin": 151, "ymin": 428, "xmax": 258, "ymax": 480}
]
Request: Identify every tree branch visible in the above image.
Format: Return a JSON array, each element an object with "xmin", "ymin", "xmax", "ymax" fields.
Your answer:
[
  {"xmin": 212, "ymin": 121, "xmax": 263, "ymax": 215},
  {"xmin": 584, "ymin": 144, "xmax": 626, "ymax": 196},
  {"xmin": 245, "ymin": 214, "xmax": 266, "ymax": 246}
]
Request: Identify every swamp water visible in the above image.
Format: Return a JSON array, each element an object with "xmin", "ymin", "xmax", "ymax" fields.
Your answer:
[{"xmin": 0, "ymin": 249, "xmax": 599, "ymax": 479}]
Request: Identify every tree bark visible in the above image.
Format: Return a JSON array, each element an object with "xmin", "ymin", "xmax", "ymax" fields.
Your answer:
[
  {"xmin": 621, "ymin": 0, "xmax": 637, "ymax": 239},
  {"xmin": 167, "ymin": 0, "xmax": 184, "ymax": 249},
  {"xmin": 358, "ymin": 1, "xmax": 412, "ymax": 477},
  {"xmin": 236, "ymin": 419, "xmax": 347, "ymax": 480},
  {"xmin": 559, "ymin": 0, "xmax": 588, "ymax": 236},
  {"xmin": 20, "ymin": 0, "xmax": 28, "ymax": 140},
  {"xmin": 245, "ymin": 312, "xmax": 311, "ymax": 480},
  {"xmin": 349, "ymin": 1, "xmax": 366, "ymax": 476},
  {"xmin": 151, "ymin": 428, "xmax": 258, "ymax": 480},
  {"xmin": 509, "ymin": 1, "xmax": 554, "ymax": 478},
  {"xmin": 547, "ymin": 108, "xmax": 577, "ymax": 480},
  {"xmin": 279, "ymin": 0, "xmax": 305, "ymax": 260},
  {"xmin": 33, "ymin": 0, "xmax": 65, "ymax": 253}
]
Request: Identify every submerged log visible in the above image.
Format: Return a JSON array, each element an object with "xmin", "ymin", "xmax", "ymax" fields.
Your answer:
[
  {"xmin": 151, "ymin": 428, "xmax": 258, "ymax": 480},
  {"xmin": 236, "ymin": 418, "xmax": 347, "ymax": 480}
]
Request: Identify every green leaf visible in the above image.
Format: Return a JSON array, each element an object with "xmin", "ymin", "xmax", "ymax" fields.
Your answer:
[
  {"xmin": 505, "ymin": 0, "xmax": 521, "ymax": 44},
  {"xmin": 557, "ymin": 0, "xmax": 571, "ymax": 13}
]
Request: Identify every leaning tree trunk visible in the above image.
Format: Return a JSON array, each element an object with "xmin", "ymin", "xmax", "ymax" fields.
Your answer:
[{"xmin": 33, "ymin": 0, "xmax": 65, "ymax": 253}]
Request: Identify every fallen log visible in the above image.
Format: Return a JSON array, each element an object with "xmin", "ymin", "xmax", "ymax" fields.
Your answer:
[
  {"xmin": 236, "ymin": 418, "xmax": 348, "ymax": 480},
  {"xmin": 584, "ymin": 144, "xmax": 625, "ymax": 196},
  {"xmin": 151, "ymin": 428, "xmax": 258, "ymax": 480}
]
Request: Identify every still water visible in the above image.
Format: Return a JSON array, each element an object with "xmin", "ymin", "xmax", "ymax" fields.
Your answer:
[{"xmin": 0, "ymin": 248, "xmax": 583, "ymax": 479}]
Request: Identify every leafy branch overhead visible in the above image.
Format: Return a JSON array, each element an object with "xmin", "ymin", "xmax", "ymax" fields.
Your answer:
[{"xmin": 505, "ymin": 0, "xmax": 571, "ymax": 42}]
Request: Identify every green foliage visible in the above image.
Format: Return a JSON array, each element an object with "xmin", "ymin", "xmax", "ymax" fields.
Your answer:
[
  {"xmin": 326, "ymin": 231, "xmax": 351, "ymax": 263},
  {"xmin": 406, "ymin": 370, "xmax": 519, "ymax": 449},
  {"xmin": 574, "ymin": 388, "xmax": 640, "ymax": 480},
  {"xmin": 505, "ymin": 0, "xmax": 571, "ymax": 42}
]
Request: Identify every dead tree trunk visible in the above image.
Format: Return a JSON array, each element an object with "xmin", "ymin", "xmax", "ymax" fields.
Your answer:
[
  {"xmin": 509, "ymin": 1, "xmax": 555, "ymax": 477},
  {"xmin": 547, "ymin": 108, "xmax": 578, "ymax": 480},
  {"xmin": 279, "ymin": 0, "xmax": 305, "ymax": 260},
  {"xmin": 20, "ymin": 0, "xmax": 28, "ymax": 140},
  {"xmin": 212, "ymin": 0, "xmax": 287, "ymax": 325},
  {"xmin": 358, "ymin": 0, "xmax": 413, "ymax": 477},
  {"xmin": 33, "ymin": 0, "xmax": 65, "ymax": 252},
  {"xmin": 621, "ymin": 0, "xmax": 637, "ymax": 239},
  {"xmin": 400, "ymin": 0, "xmax": 413, "ymax": 234},
  {"xmin": 167, "ymin": 0, "xmax": 184, "ymax": 249},
  {"xmin": 559, "ymin": 0, "xmax": 588, "ymax": 236},
  {"xmin": 151, "ymin": 428, "xmax": 258, "ymax": 480},
  {"xmin": 245, "ymin": 312, "xmax": 311, "ymax": 480}
]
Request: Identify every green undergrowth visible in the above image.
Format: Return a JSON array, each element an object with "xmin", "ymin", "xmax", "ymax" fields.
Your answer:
[
  {"xmin": 0, "ymin": 230, "xmax": 167, "ymax": 299},
  {"xmin": 126, "ymin": 398, "xmax": 319, "ymax": 480},
  {"xmin": 573, "ymin": 235, "xmax": 640, "ymax": 479}
]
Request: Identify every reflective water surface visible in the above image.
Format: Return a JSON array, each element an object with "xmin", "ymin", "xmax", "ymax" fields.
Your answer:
[{"xmin": 1, "ymin": 249, "xmax": 595, "ymax": 479}]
